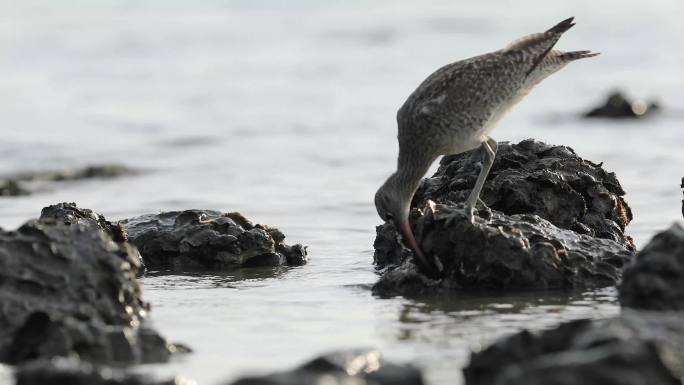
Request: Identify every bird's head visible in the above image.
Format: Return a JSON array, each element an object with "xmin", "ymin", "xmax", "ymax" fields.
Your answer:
[
  {"xmin": 375, "ymin": 176, "xmax": 437, "ymax": 276},
  {"xmin": 374, "ymin": 178, "xmax": 409, "ymax": 226},
  {"xmin": 375, "ymin": 177, "xmax": 423, "ymax": 253}
]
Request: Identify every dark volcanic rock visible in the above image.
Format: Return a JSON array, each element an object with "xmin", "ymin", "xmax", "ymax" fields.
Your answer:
[
  {"xmin": 40, "ymin": 202, "xmax": 129, "ymax": 243},
  {"xmin": 15, "ymin": 358, "xmax": 192, "ymax": 385},
  {"xmin": 464, "ymin": 311, "xmax": 683, "ymax": 385},
  {"xmin": 583, "ymin": 91, "xmax": 660, "ymax": 119},
  {"xmin": 373, "ymin": 203, "xmax": 632, "ymax": 296},
  {"xmin": 413, "ymin": 139, "xmax": 633, "ymax": 249},
  {"xmin": 228, "ymin": 349, "xmax": 424, "ymax": 385},
  {"xmin": 0, "ymin": 213, "xmax": 184, "ymax": 365},
  {"xmin": 619, "ymin": 223, "xmax": 684, "ymax": 311},
  {"xmin": 373, "ymin": 140, "xmax": 634, "ymax": 296},
  {"xmin": 121, "ymin": 210, "xmax": 307, "ymax": 271}
]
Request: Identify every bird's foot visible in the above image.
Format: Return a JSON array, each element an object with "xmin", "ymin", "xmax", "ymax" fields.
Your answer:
[
  {"xmin": 476, "ymin": 198, "xmax": 492, "ymax": 219},
  {"xmin": 430, "ymin": 201, "xmax": 469, "ymax": 226},
  {"xmin": 430, "ymin": 199, "xmax": 491, "ymax": 226},
  {"xmin": 464, "ymin": 203, "xmax": 476, "ymax": 224},
  {"xmin": 465, "ymin": 199, "xmax": 493, "ymax": 223}
]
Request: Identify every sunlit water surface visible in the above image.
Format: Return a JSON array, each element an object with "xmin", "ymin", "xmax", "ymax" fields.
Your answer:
[{"xmin": 1, "ymin": 1, "xmax": 683, "ymax": 384}]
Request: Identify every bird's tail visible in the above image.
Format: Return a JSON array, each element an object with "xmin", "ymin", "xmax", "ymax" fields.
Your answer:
[{"xmin": 529, "ymin": 49, "xmax": 599, "ymax": 78}]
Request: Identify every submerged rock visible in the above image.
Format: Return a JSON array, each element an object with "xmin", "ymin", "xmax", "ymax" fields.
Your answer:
[
  {"xmin": 0, "ymin": 165, "xmax": 136, "ymax": 197},
  {"xmin": 619, "ymin": 223, "xmax": 684, "ymax": 311},
  {"xmin": 12, "ymin": 164, "xmax": 136, "ymax": 183},
  {"xmin": 373, "ymin": 140, "xmax": 634, "ymax": 296},
  {"xmin": 463, "ymin": 311, "xmax": 683, "ymax": 385},
  {"xmin": 15, "ymin": 358, "xmax": 193, "ymax": 385},
  {"xmin": 583, "ymin": 91, "xmax": 660, "ymax": 119},
  {"xmin": 0, "ymin": 209, "xmax": 185, "ymax": 365},
  {"xmin": 228, "ymin": 349, "xmax": 424, "ymax": 385},
  {"xmin": 0, "ymin": 180, "xmax": 29, "ymax": 197},
  {"xmin": 122, "ymin": 210, "xmax": 307, "ymax": 271}
]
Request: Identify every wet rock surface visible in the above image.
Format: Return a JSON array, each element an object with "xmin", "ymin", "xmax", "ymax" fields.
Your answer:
[
  {"xmin": 0, "ymin": 207, "xmax": 184, "ymax": 365},
  {"xmin": 227, "ymin": 349, "xmax": 424, "ymax": 385},
  {"xmin": 619, "ymin": 223, "xmax": 684, "ymax": 311},
  {"xmin": 40, "ymin": 202, "xmax": 129, "ymax": 243},
  {"xmin": 463, "ymin": 311, "xmax": 683, "ymax": 385},
  {"xmin": 15, "ymin": 358, "xmax": 192, "ymax": 385},
  {"xmin": 122, "ymin": 210, "xmax": 307, "ymax": 271},
  {"xmin": 373, "ymin": 204, "xmax": 632, "ymax": 296},
  {"xmin": 413, "ymin": 139, "xmax": 633, "ymax": 249},
  {"xmin": 583, "ymin": 91, "xmax": 660, "ymax": 119},
  {"xmin": 374, "ymin": 140, "xmax": 634, "ymax": 296}
]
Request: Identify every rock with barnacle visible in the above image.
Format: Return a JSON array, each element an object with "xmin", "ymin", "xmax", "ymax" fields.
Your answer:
[
  {"xmin": 462, "ymin": 310, "xmax": 683, "ymax": 385},
  {"xmin": 121, "ymin": 210, "xmax": 307, "ymax": 271},
  {"xmin": 227, "ymin": 349, "xmax": 424, "ymax": 385},
  {"xmin": 0, "ymin": 206, "xmax": 186, "ymax": 365},
  {"xmin": 373, "ymin": 139, "xmax": 634, "ymax": 296}
]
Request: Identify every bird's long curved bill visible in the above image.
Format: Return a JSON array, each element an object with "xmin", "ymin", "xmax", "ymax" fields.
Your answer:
[{"xmin": 399, "ymin": 221, "xmax": 439, "ymax": 277}]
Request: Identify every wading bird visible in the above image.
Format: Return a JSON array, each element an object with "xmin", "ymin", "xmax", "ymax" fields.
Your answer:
[{"xmin": 374, "ymin": 17, "xmax": 598, "ymax": 276}]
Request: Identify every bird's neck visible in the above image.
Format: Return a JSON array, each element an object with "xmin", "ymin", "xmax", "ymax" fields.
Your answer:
[{"xmin": 389, "ymin": 151, "xmax": 436, "ymax": 217}]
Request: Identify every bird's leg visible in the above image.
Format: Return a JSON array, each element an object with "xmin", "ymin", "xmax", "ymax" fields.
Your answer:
[
  {"xmin": 464, "ymin": 138, "xmax": 497, "ymax": 223},
  {"xmin": 434, "ymin": 138, "xmax": 497, "ymax": 226}
]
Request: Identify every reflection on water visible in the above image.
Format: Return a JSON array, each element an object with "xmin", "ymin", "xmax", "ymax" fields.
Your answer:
[
  {"xmin": 400, "ymin": 287, "xmax": 617, "ymax": 316},
  {"xmin": 383, "ymin": 288, "xmax": 619, "ymax": 384},
  {"xmin": 394, "ymin": 288, "xmax": 618, "ymax": 342},
  {"xmin": 143, "ymin": 266, "xmax": 295, "ymax": 289}
]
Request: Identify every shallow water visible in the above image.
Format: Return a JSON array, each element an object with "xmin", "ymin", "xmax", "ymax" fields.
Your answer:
[{"xmin": 1, "ymin": 1, "xmax": 683, "ymax": 384}]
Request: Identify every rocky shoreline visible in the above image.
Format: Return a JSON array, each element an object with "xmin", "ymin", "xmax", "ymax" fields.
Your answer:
[
  {"xmin": 0, "ymin": 203, "xmax": 309, "ymax": 385},
  {"xmin": 1, "ymin": 140, "xmax": 682, "ymax": 384}
]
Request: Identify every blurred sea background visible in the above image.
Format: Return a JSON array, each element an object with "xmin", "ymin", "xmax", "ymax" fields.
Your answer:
[{"xmin": 0, "ymin": 1, "xmax": 682, "ymax": 384}]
